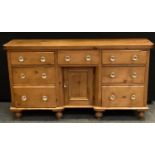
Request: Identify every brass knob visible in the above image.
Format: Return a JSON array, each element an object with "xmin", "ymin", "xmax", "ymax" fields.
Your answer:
[
  {"xmin": 132, "ymin": 55, "xmax": 138, "ymax": 61},
  {"xmin": 85, "ymin": 55, "xmax": 91, "ymax": 62},
  {"xmin": 42, "ymin": 73, "xmax": 47, "ymax": 79},
  {"xmin": 109, "ymin": 94, "xmax": 116, "ymax": 101},
  {"xmin": 131, "ymin": 94, "xmax": 136, "ymax": 101},
  {"xmin": 42, "ymin": 96, "xmax": 48, "ymax": 102},
  {"xmin": 110, "ymin": 72, "xmax": 116, "ymax": 78},
  {"xmin": 40, "ymin": 56, "xmax": 46, "ymax": 62},
  {"xmin": 64, "ymin": 84, "xmax": 67, "ymax": 88},
  {"xmin": 131, "ymin": 72, "xmax": 137, "ymax": 79},
  {"xmin": 20, "ymin": 73, "xmax": 26, "ymax": 79},
  {"xmin": 110, "ymin": 56, "xmax": 116, "ymax": 62},
  {"xmin": 65, "ymin": 56, "xmax": 71, "ymax": 62},
  {"xmin": 18, "ymin": 56, "xmax": 24, "ymax": 62},
  {"xmin": 21, "ymin": 95, "xmax": 27, "ymax": 102}
]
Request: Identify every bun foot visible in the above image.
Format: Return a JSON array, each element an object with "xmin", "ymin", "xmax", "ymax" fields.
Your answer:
[
  {"xmin": 55, "ymin": 111, "xmax": 63, "ymax": 119},
  {"xmin": 15, "ymin": 112, "xmax": 22, "ymax": 119},
  {"xmin": 95, "ymin": 111, "xmax": 103, "ymax": 119},
  {"xmin": 137, "ymin": 111, "xmax": 145, "ymax": 119}
]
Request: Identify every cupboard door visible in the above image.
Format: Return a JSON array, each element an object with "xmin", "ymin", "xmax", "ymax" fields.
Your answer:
[{"xmin": 63, "ymin": 68, "xmax": 94, "ymax": 106}]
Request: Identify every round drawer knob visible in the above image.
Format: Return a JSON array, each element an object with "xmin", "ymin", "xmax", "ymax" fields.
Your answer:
[
  {"xmin": 85, "ymin": 55, "xmax": 91, "ymax": 62},
  {"xmin": 42, "ymin": 96, "xmax": 48, "ymax": 102},
  {"xmin": 110, "ymin": 56, "xmax": 116, "ymax": 62},
  {"xmin": 21, "ymin": 95, "xmax": 27, "ymax": 102},
  {"xmin": 110, "ymin": 72, "xmax": 116, "ymax": 78},
  {"xmin": 109, "ymin": 94, "xmax": 116, "ymax": 101},
  {"xmin": 65, "ymin": 56, "xmax": 71, "ymax": 62},
  {"xmin": 131, "ymin": 94, "xmax": 136, "ymax": 101},
  {"xmin": 42, "ymin": 73, "xmax": 47, "ymax": 79},
  {"xmin": 18, "ymin": 56, "xmax": 24, "ymax": 62},
  {"xmin": 131, "ymin": 72, "xmax": 137, "ymax": 79},
  {"xmin": 40, "ymin": 56, "xmax": 46, "ymax": 62},
  {"xmin": 20, "ymin": 73, "xmax": 26, "ymax": 79},
  {"xmin": 132, "ymin": 55, "xmax": 138, "ymax": 61}
]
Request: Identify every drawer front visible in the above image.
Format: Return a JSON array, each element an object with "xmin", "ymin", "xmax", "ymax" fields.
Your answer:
[
  {"xmin": 12, "ymin": 67, "xmax": 56, "ymax": 85},
  {"xmin": 102, "ymin": 50, "xmax": 147, "ymax": 64},
  {"xmin": 13, "ymin": 87, "xmax": 57, "ymax": 108},
  {"xmin": 102, "ymin": 86, "xmax": 144, "ymax": 107},
  {"xmin": 102, "ymin": 67, "xmax": 145, "ymax": 84},
  {"xmin": 58, "ymin": 50, "xmax": 99, "ymax": 65},
  {"xmin": 10, "ymin": 52, "xmax": 54, "ymax": 65}
]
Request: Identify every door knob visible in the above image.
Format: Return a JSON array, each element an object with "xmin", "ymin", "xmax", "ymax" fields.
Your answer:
[{"xmin": 64, "ymin": 84, "xmax": 67, "ymax": 88}]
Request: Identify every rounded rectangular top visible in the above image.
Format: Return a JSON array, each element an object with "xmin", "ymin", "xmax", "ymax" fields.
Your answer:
[{"xmin": 4, "ymin": 38, "xmax": 154, "ymax": 50}]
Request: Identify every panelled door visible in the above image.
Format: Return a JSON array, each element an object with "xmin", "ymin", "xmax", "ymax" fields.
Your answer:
[{"xmin": 63, "ymin": 67, "xmax": 94, "ymax": 106}]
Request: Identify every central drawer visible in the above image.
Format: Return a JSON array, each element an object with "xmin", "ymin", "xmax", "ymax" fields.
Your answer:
[
  {"xmin": 13, "ymin": 86, "xmax": 57, "ymax": 108},
  {"xmin": 102, "ymin": 66, "xmax": 145, "ymax": 84},
  {"xmin": 12, "ymin": 67, "xmax": 56, "ymax": 85},
  {"xmin": 58, "ymin": 50, "xmax": 99, "ymax": 65}
]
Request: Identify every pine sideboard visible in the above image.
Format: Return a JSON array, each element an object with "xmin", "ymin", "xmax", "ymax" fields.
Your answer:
[{"xmin": 4, "ymin": 39, "xmax": 154, "ymax": 119}]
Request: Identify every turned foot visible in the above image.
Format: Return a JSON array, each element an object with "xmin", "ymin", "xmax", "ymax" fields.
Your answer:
[
  {"xmin": 95, "ymin": 111, "xmax": 103, "ymax": 119},
  {"xmin": 55, "ymin": 111, "xmax": 63, "ymax": 119},
  {"xmin": 15, "ymin": 112, "xmax": 22, "ymax": 119},
  {"xmin": 137, "ymin": 111, "xmax": 145, "ymax": 119}
]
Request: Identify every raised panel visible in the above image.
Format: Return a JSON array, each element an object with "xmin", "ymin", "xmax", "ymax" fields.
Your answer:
[{"xmin": 63, "ymin": 68, "xmax": 94, "ymax": 106}]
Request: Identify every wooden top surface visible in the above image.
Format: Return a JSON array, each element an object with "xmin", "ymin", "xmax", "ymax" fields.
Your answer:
[{"xmin": 4, "ymin": 39, "xmax": 154, "ymax": 50}]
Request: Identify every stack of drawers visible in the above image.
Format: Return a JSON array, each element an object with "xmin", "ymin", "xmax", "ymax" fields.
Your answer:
[
  {"xmin": 101, "ymin": 50, "xmax": 148, "ymax": 108},
  {"xmin": 4, "ymin": 39, "xmax": 153, "ymax": 119},
  {"xmin": 9, "ymin": 51, "xmax": 57, "ymax": 109}
]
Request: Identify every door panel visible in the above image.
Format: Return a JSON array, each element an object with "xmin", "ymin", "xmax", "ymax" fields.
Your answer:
[{"xmin": 63, "ymin": 68, "xmax": 94, "ymax": 106}]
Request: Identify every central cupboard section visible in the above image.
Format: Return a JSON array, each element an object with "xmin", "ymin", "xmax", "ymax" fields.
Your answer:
[{"xmin": 58, "ymin": 50, "xmax": 100, "ymax": 107}]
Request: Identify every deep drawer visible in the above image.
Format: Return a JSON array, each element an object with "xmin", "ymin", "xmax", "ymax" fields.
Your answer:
[
  {"xmin": 13, "ymin": 86, "xmax": 57, "ymax": 108},
  {"xmin": 102, "ymin": 86, "xmax": 144, "ymax": 107}
]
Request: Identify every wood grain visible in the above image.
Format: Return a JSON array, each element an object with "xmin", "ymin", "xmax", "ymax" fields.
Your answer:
[
  {"xmin": 4, "ymin": 39, "xmax": 153, "ymax": 50},
  {"xmin": 4, "ymin": 39, "xmax": 154, "ymax": 119}
]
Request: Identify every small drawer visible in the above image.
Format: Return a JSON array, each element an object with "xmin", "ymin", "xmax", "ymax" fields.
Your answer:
[
  {"xmin": 102, "ymin": 86, "xmax": 144, "ymax": 107},
  {"xmin": 13, "ymin": 86, "xmax": 57, "ymax": 108},
  {"xmin": 58, "ymin": 50, "xmax": 99, "ymax": 65},
  {"xmin": 10, "ymin": 52, "xmax": 54, "ymax": 65},
  {"xmin": 102, "ymin": 50, "xmax": 147, "ymax": 65},
  {"xmin": 12, "ymin": 67, "xmax": 56, "ymax": 85},
  {"xmin": 102, "ymin": 67, "xmax": 145, "ymax": 84}
]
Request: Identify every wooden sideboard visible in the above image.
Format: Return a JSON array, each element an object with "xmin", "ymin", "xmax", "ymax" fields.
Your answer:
[{"xmin": 4, "ymin": 39, "xmax": 154, "ymax": 119}]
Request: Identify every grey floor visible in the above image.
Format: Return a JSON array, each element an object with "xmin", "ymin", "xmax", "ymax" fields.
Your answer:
[{"xmin": 0, "ymin": 102, "xmax": 155, "ymax": 123}]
